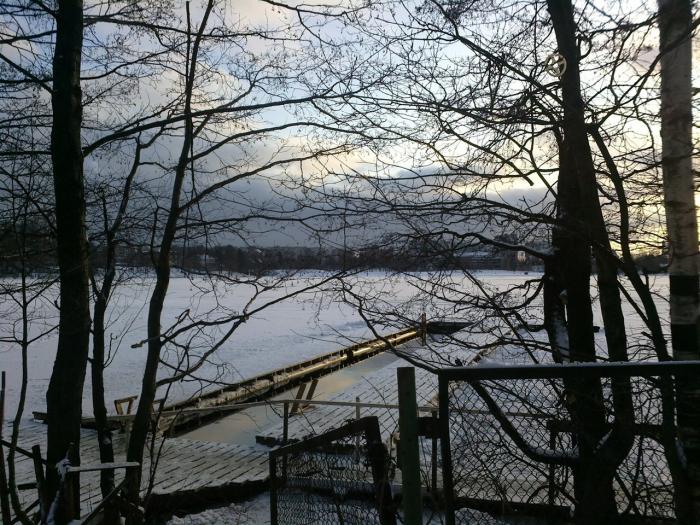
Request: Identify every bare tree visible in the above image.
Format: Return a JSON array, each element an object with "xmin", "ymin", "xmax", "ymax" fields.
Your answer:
[
  {"xmin": 45, "ymin": 2, "xmax": 92, "ymax": 519},
  {"xmin": 5, "ymin": 0, "xmax": 367, "ymax": 520},
  {"xmin": 0, "ymin": 149, "xmax": 57, "ymax": 524},
  {"xmin": 122, "ymin": 2, "xmax": 218, "ymax": 514},
  {"xmin": 88, "ymin": 133, "xmax": 160, "ymax": 524},
  {"xmin": 115, "ymin": 3, "xmax": 369, "ymax": 517},
  {"xmin": 658, "ymin": 0, "xmax": 700, "ymax": 520},
  {"xmin": 285, "ymin": 0, "xmax": 695, "ymax": 521}
]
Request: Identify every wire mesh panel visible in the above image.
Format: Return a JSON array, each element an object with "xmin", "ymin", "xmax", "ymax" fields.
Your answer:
[
  {"xmin": 439, "ymin": 374, "xmax": 574, "ymax": 525},
  {"xmin": 437, "ymin": 362, "xmax": 700, "ymax": 525},
  {"xmin": 270, "ymin": 416, "xmax": 395, "ymax": 525}
]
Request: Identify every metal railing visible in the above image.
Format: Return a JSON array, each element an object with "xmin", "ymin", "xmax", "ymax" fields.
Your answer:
[
  {"xmin": 437, "ymin": 360, "xmax": 700, "ymax": 524},
  {"xmin": 269, "ymin": 416, "xmax": 396, "ymax": 525},
  {"xmin": 53, "ymin": 442, "xmax": 141, "ymax": 524}
]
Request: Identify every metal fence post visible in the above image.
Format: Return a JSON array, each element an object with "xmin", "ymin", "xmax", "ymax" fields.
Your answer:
[
  {"xmin": 282, "ymin": 401, "xmax": 289, "ymax": 445},
  {"xmin": 398, "ymin": 367, "xmax": 422, "ymax": 524},
  {"xmin": 438, "ymin": 373, "xmax": 455, "ymax": 525},
  {"xmin": 431, "ymin": 410, "xmax": 438, "ymax": 493}
]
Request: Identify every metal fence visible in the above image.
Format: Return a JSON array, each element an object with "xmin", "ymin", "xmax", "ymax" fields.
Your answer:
[
  {"xmin": 269, "ymin": 416, "xmax": 396, "ymax": 525},
  {"xmin": 437, "ymin": 361, "xmax": 700, "ymax": 525}
]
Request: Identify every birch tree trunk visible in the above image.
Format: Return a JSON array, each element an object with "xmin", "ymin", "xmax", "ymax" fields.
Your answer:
[
  {"xmin": 46, "ymin": 0, "xmax": 90, "ymax": 521},
  {"xmin": 658, "ymin": 0, "xmax": 700, "ymax": 520}
]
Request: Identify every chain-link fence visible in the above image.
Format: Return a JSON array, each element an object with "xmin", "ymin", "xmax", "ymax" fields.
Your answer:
[
  {"xmin": 437, "ymin": 361, "xmax": 700, "ymax": 525},
  {"xmin": 269, "ymin": 416, "xmax": 396, "ymax": 525}
]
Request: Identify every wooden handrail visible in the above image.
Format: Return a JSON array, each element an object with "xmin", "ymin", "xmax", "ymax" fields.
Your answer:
[
  {"xmin": 0, "ymin": 439, "xmax": 47, "ymax": 464},
  {"xmin": 37, "ymin": 397, "xmax": 552, "ymax": 424}
]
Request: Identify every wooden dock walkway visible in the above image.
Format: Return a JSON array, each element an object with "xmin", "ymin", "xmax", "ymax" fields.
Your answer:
[
  {"xmin": 31, "ymin": 326, "xmax": 450, "ymax": 436},
  {"xmin": 6, "ymin": 323, "xmax": 474, "ymax": 521},
  {"xmin": 162, "ymin": 327, "xmax": 423, "ymax": 433},
  {"xmin": 255, "ymin": 346, "xmax": 439, "ymax": 445},
  {"xmin": 4, "ymin": 420, "xmax": 269, "ymax": 519},
  {"xmin": 253, "ymin": 328, "xmax": 488, "ymax": 446}
]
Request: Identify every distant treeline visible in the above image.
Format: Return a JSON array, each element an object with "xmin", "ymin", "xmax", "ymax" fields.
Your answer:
[
  {"xmin": 0, "ymin": 221, "xmax": 668, "ymax": 275},
  {"xmin": 101, "ymin": 244, "xmax": 473, "ymax": 273},
  {"xmin": 93, "ymin": 240, "xmax": 548, "ymax": 273},
  {"xmin": 1, "ymin": 240, "xmax": 536, "ymax": 274}
]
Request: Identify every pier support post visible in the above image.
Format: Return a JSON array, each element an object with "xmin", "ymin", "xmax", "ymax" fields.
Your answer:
[
  {"xmin": 355, "ymin": 396, "xmax": 361, "ymax": 463},
  {"xmin": 290, "ymin": 383, "xmax": 307, "ymax": 415},
  {"xmin": 282, "ymin": 402, "xmax": 289, "ymax": 445},
  {"xmin": 32, "ymin": 445, "xmax": 47, "ymax": 518},
  {"xmin": 304, "ymin": 379, "xmax": 318, "ymax": 410},
  {"xmin": 397, "ymin": 367, "xmax": 422, "ymax": 524}
]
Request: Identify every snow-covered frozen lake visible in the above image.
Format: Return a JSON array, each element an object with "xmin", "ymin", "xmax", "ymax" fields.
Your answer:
[{"xmin": 0, "ymin": 270, "xmax": 670, "ymax": 421}]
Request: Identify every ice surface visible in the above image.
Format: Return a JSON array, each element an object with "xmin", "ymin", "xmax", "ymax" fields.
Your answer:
[{"xmin": 0, "ymin": 271, "xmax": 671, "ymax": 422}]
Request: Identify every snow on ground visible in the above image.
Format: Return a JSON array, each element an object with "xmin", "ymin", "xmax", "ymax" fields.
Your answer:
[
  {"xmin": 167, "ymin": 494, "xmax": 271, "ymax": 525},
  {"xmin": 0, "ymin": 270, "xmax": 671, "ymax": 421},
  {"xmin": 1, "ymin": 271, "xmax": 377, "ymax": 418},
  {"xmin": 0, "ymin": 268, "xmax": 672, "ymax": 525},
  {"xmin": 163, "ymin": 493, "xmax": 536, "ymax": 524}
]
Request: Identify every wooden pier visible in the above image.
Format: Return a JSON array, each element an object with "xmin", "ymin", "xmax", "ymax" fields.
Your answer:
[
  {"xmin": 31, "ymin": 327, "xmax": 428, "ymax": 435},
  {"xmin": 32, "ymin": 322, "xmax": 468, "ymax": 436},
  {"xmin": 162, "ymin": 327, "xmax": 424, "ymax": 433},
  {"xmin": 8, "ymin": 322, "xmax": 472, "ymax": 521},
  {"xmin": 5, "ymin": 420, "xmax": 270, "ymax": 520},
  {"xmin": 256, "ymin": 360, "xmax": 437, "ymax": 445}
]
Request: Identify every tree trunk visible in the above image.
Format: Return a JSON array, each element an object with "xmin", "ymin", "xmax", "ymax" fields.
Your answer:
[
  {"xmin": 547, "ymin": 0, "xmax": 635, "ymax": 521},
  {"xmin": 91, "ymin": 284, "xmax": 118, "ymax": 524},
  {"xmin": 658, "ymin": 0, "xmax": 700, "ymax": 521},
  {"xmin": 124, "ymin": 6, "xmax": 213, "ymax": 521},
  {"xmin": 46, "ymin": 0, "xmax": 90, "ymax": 521},
  {"xmin": 549, "ymin": 93, "xmax": 620, "ymax": 525},
  {"xmin": 91, "ymin": 144, "xmax": 140, "ymax": 525},
  {"xmin": 124, "ymin": 262, "xmax": 172, "ymax": 524}
]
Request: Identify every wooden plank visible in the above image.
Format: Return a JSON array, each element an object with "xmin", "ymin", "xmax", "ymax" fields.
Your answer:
[
  {"xmin": 7, "ymin": 421, "xmax": 275, "ymax": 521},
  {"xmin": 67, "ymin": 461, "xmax": 140, "ymax": 473},
  {"xmin": 255, "ymin": 349, "xmax": 441, "ymax": 449}
]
